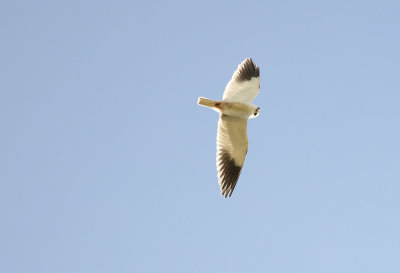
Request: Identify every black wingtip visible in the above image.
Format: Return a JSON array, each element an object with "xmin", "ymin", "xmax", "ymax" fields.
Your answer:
[
  {"xmin": 218, "ymin": 150, "xmax": 242, "ymax": 198},
  {"xmin": 235, "ymin": 58, "xmax": 260, "ymax": 82}
]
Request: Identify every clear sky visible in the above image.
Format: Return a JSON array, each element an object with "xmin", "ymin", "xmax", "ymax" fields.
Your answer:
[{"xmin": 1, "ymin": 0, "xmax": 400, "ymax": 272}]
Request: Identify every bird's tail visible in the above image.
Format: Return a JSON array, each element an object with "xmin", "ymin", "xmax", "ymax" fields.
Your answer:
[{"xmin": 197, "ymin": 97, "xmax": 216, "ymax": 108}]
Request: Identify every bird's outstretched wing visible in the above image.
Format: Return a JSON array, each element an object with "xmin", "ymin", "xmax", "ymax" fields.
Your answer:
[
  {"xmin": 222, "ymin": 58, "xmax": 260, "ymax": 104},
  {"xmin": 217, "ymin": 114, "xmax": 248, "ymax": 197}
]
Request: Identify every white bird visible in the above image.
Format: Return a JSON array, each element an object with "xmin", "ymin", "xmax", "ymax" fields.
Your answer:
[{"xmin": 197, "ymin": 58, "xmax": 261, "ymax": 197}]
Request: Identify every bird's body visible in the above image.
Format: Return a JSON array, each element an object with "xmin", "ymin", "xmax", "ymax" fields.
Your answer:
[
  {"xmin": 197, "ymin": 58, "xmax": 261, "ymax": 197},
  {"xmin": 197, "ymin": 98, "xmax": 259, "ymax": 119}
]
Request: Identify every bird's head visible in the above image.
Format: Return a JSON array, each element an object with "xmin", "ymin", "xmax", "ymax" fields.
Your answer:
[{"xmin": 252, "ymin": 107, "xmax": 260, "ymax": 118}]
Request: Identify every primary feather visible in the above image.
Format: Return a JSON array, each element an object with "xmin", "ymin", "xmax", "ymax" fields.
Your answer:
[
  {"xmin": 217, "ymin": 115, "xmax": 248, "ymax": 197},
  {"xmin": 223, "ymin": 58, "xmax": 260, "ymax": 104}
]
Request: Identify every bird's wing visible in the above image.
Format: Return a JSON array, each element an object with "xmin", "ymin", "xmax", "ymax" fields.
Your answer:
[
  {"xmin": 222, "ymin": 58, "xmax": 260, "ymax": 104},
  {"xmin": 217, "ymin": 114, "xmax": 248, "ymax": 198}
]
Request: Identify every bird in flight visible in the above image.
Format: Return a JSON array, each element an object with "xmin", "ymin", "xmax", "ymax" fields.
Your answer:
[{"xmin": 197, "ymin": 58, "xmax": 261, "ymax": 198}]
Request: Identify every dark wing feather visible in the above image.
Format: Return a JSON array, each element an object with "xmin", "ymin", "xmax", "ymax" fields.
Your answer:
[
  {"xmin": 222, "ymin": 58, "xmax": 260, "ymax": 104},
  {"xmin": 216, "ymin": 115, "xmax": 248, "ymax": 198}
]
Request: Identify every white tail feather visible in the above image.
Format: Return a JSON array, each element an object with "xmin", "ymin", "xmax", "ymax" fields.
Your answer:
[{"xmin": 197, "ymin": 97, "xmax": 215, "ymax": 108}]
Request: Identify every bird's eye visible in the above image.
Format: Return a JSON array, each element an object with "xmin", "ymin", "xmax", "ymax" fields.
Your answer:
[{"xmin": 254, "ymin": 107, "xmax": 260, "ymax": 116}]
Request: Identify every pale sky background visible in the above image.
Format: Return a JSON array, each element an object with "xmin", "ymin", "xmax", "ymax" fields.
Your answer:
[{"xmin": 1, "ymin": 0, "xmax": 400, "ymax": 272}]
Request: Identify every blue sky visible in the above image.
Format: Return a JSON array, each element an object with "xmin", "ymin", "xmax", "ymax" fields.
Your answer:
[{"xmin": 1, "ymin": 0, "xmax": 400, "ymax": 272}]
